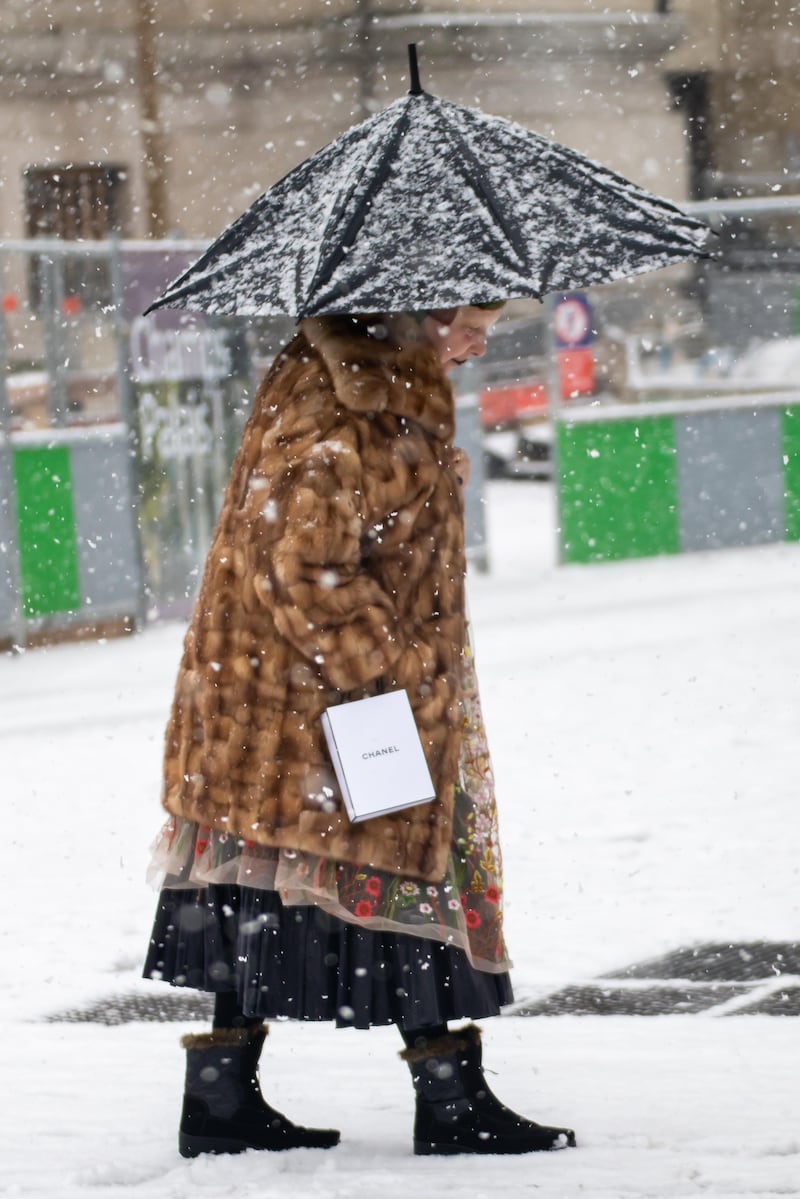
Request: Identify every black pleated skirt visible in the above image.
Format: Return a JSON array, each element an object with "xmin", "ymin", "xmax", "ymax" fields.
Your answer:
[{"xmin": 143, "ymin": 884, "xmax": 513, "ymax": 1031}]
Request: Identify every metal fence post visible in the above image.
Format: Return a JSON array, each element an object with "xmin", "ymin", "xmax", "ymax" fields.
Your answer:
[
  {"xmin": 455, "ymin": 359, "xmax": 490, "ymax": 573},
  {"xmin": 39, "ymin": 252, "xmax": 69, "ymax": 426},
  {"xmin": 545, "ymin": 293, "xmax": 566, "ymax": 566},
  {"xmin": 109, "ymin": 235, "xmax": 149, "ymax": 628},
  {"xmin": 0, "ymin": 251, "xmax": 26, "ymax": 649}
]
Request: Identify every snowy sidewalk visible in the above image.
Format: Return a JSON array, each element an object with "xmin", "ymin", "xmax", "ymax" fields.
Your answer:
[
  {"xmin": 3, "ymin": 480, "xmax": 799, "ymax": 1196},
  {"xmin": 10, "ymin": 1019, "xmax": 798, "ymax": 1199}
]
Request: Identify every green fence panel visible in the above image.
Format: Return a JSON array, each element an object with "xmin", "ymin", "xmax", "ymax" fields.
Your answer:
[
  {"xmin": 13, "ymin": 445, "xmax": 81, "ymax": 616},
  {"xmin": 782, "ymin": 406, "xmax": 800, "ymax": 541},
  {"xmin": 557, "ymin": 416, "xmax": 681, "ymax": 563}
]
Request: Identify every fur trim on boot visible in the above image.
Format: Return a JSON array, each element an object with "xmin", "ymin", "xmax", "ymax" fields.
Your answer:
[
  {"xmin": 400, "ymin": 1024, "xmax": 576, "ymax": 1155},
  {"xmin": 180, "ymin": 1022, "xmax": 264, "ymax": 1051},
  {"xmin": 400, "ymin": 1023, "xmax": 482, "ymax": 1061},
  {"xmin": 178, "ymin": 1022, "xmax": 340, "ymax": 1157}
]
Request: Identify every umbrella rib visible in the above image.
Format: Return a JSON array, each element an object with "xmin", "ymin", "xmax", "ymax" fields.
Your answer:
[
  {"xmin": 529, "ymin": 131, "xmax": 708, "ymax": 247},
  {"xmin": 144, "ymin": 188, "xmax": 280, "ymax": 313},
  {"xmin": 434, "ymin": 102, "xmax": 533, "ymax": 274},
  {"xmin": 301, "ymin": 104, "xmax": 414, "ymax": 315}
]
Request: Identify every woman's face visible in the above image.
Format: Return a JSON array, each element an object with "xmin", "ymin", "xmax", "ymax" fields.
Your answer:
[{"xmin": 421, "ymin": 306, "xmax": 501, "ymax": 375}]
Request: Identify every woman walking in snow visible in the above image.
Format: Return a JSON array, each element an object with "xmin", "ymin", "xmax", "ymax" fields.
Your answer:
[{"xmin": 143, "ymin": 303, "xmax": 576, "ymax": 1158}]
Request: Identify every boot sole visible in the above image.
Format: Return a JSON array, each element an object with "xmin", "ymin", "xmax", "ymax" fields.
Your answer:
[
  {"xmin": 179, "ymin": 1133, "xmax": 339, "ymax": 1157},
  {"xmin": 180, "ymin": 1133, "xmax": 251, "ymax": 1157},
  {"xmin": 414, "ymin": 1134, "xmax": 576, "ymax": 1156}
]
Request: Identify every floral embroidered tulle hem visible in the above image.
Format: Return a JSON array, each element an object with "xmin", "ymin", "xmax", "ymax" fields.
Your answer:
[
  {"xmin": 147, "ymin": 643, "xmax": 511, "ymax": 976},
  {"xmin": 148, "ymin": 816, "xmax": 509, "ymax": 975}
]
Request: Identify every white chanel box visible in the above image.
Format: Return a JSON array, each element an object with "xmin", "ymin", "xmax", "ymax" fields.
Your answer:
[{"xmin": 320, "ymin": 689, "xmax": 436, "ymax": 823}]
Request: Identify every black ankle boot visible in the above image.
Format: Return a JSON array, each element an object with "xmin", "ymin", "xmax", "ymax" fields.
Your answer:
[
  {"xmin": 178, "ymin": 1023, "xmax": 340, "ymax": 1157},
  {"xmin": 400, "ymin": 1024, "xmax": 576, "ymax": 1155}
]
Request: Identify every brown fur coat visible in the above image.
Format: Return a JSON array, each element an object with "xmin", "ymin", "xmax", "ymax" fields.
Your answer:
[{"xmin": 161, "ymin": 314, "xmax": 468, "ymax": 882}]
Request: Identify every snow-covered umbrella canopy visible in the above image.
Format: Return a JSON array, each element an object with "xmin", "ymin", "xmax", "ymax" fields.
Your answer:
[{"xmin": 146, "ymin": 47, "xmax": 709, "ymax": 318}]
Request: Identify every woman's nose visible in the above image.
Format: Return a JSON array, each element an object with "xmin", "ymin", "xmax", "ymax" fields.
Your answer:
[{"xmin": 470, "ymin": 337, "xmax": 487, "ymax": 358}]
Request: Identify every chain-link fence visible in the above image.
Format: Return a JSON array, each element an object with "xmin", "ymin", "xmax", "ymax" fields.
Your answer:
[{"xmin": 0, "ymin": 238, "xmax": 263, "ymax": 645}]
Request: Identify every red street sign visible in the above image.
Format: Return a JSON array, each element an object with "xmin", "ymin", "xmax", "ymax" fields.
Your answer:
[{"xmin": 559, "ymin": 348, "xmax": 595, "ymax": 399}]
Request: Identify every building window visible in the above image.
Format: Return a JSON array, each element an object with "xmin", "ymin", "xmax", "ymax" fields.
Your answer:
[
  {"xmin": 24, "ymin": 163, "xmax": 128, "ymax": 239},
  {"xmin": 23, "ymin": 163, "xmax": 128, "ymax": 306},
  {"xmin": 667, "ymin": 74, "xmax": 712, "ymax": 201}
]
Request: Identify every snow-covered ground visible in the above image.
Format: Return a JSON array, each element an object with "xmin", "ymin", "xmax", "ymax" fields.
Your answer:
[{"xmin": 3, "ymin": 480, "xmax": 799, "ymax": 1198}]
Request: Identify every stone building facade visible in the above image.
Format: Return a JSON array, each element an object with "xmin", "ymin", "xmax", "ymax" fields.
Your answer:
[{"xmin": 0, "ymin": 0, "xmax": 711, "ymax": 244}]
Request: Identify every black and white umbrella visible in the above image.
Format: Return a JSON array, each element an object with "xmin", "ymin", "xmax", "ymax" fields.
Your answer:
[{"xmin": 146, "ymin": 47, "xmax": 709, "ymax": 318}]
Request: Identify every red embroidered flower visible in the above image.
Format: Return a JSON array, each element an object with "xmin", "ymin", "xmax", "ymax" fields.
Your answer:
[
  {"xmin": 485, "ymin": 886, "xmax": 500, "ymax": 905},
  {"xmin": 355, "ymin": 900, "xmax": 373, "ymax": 918},
  {"xmin": 365, "ymin": 876, "xmax": 382, "ymax": 897},
  {"xmin": 195, "ymin": 839, "xmax": 209, "ymax": 857},
  {"xmin": 465, "ymin": 909, "xmax": 482, "ymax": 929}
]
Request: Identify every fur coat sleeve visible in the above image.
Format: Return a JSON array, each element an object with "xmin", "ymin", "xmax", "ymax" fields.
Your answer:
[{"xmin": 251, "ymin": 422, "xmax": 405, "ymax": 691}]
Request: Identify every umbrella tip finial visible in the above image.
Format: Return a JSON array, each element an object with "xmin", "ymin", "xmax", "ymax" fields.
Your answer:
[{"xmin": 408, "ymin": 43, "xmax": 423, "ymax": 95}]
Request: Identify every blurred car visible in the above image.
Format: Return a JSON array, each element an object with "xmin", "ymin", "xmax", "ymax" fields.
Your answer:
[{"xmin": 480, "ymin": 381, "xmax": 554, "ymax": 479}]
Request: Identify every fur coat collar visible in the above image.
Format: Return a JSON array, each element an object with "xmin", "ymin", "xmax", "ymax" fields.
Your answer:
[{"xmin": 299, "ymin": 314, "xmax": 455, "ymax": 440}]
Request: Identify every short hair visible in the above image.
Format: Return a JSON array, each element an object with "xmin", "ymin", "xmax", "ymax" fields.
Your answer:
[{"xmin": 426, "ymin": 301, "xmax": 506, "ymax": 324}]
